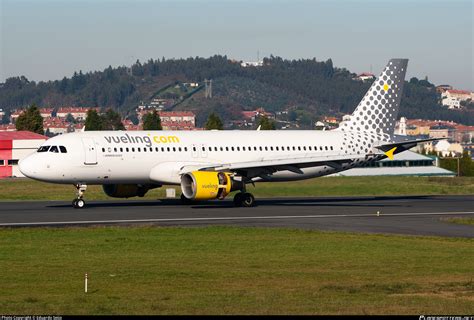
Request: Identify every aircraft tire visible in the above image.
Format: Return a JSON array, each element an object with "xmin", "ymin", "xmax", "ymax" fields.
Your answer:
[
  {"xmin": 241, "ymin": 193, "xmax": 255, "ymax": 207},
  {"xmin": 233, "ymin": 193, "xmax": 244, "ymax": 207}
]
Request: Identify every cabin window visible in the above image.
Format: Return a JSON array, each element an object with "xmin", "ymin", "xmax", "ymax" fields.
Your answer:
[
  {"xmin": 325, "ymin": 146, "xmax": 328, "ymax": 150},
  {"xmin": 254, "ymin": 146, "xmax": 257, "ymax": 151},
  {"xmin": 143, "ymin": 148, "xmax": 147, "ymax": 152},
  {"xmin": 132, "ymin": 148, "xmax": 135, "ymax": 152},
  {"xmin": 167, "ymin": 147, "xmax": 170, "ymax": 152},
  {"xmin": 330, "ymin": 146, "xmax": 334, "ymax": 151},
  {"xmin": 0, "ymin": 160, "xmax": 4, "ymax": 166},
  {"xmin": 101, "ymin": 148, "xmax": 105, "ymax": 152},
  {"xmin": 173, "ymin": 147, "xmax": 176, "ymax": 152},
  {"xmin": 38, "ymin": 146, "xmax": 50, "ymax": 153},
  {"xmin": 242, "ymin": 146, "xmax": 246, "ymax": 151},
  {"xmin": 179, "ymin": 147, "xmax": 182, "ymax": 152},
  {"xmin": 120, "ymin": 148, "xmax": 123, "ymax": 152},
  {"xmin": 226, "ymin": 147, "xmax": 229, "ymax": 151},
  {"xmin": 184, "ymin": 147, "xmax": 188, "ymax": 152},
  {"xmin": 308, "ymin": 146, "xmax": 312, "ymax": 151},
  {"xmin": 236, "ymin": 147, "xmax": 240, "ymax": 151},
  {"xmin": 202, "ymin": 147, "xmax": 205, "ymax": 151},
  {"xmin": 155, "ymin": 147, "xmax": 159, "ymax": 152},
  {"xmin": 214, "ymin": 147, "xmax": 218, "ymax": 151},
  {"xmin": 292, "ymin": 146, "xmax": 296, "ymax": 151},
  {"xmin": 137, "ymin": 148, "xmax": 141, "ymax": 152},
  {"xmin": 303, "ymin": 146, "xmax": 306, "ymax": 151},
  {"xmin": 259, "ymin": 146, "xmax": 263, "ymax": 151},
  {"xmin": 126, "ymin": 148, "xmax": 130, "ymax": 152},
  {"xmin": 320, "ymin": 146, "xmax": 323, "ymax": 151},
  {"xmin": 193, "ymin": 147, "xmax": 196, "ymax": 152},
  {"xmin": 149, "ymin": 147, "xmax": 153, "ymax": 152},
  {"xmin": 275, "ymin": 146, "xmax": 279, "ymax": 151},
  {"xmin": 50, "ymin": 146, "xmax": 59, "ymax": 153},
  {"xmin": 220, "ymin": 147, "xmax": 223, "ymax": 151},
  {"xmin": 264, "ymin": 146, "xmax": 268, "ymax": 151}
]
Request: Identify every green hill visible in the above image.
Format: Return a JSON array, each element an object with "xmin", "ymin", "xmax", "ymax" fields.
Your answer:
[{"xmin": 1, "ymin": 55, "xmax": 473, "ymax": 127}]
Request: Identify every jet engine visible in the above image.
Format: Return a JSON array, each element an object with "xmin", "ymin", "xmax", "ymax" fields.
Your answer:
[
  {"xmin": 102, "ymin": 184, "xmax": 160, "ymax": 198},
  {"xmin": 180, "ymin": 171, "xmax": 243, "ymax": 200}
]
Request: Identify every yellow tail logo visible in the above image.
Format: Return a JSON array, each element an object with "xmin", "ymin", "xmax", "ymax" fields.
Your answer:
[{"xmin": 384, "ymin": 147, "xmax": 397, "ymax": 160}]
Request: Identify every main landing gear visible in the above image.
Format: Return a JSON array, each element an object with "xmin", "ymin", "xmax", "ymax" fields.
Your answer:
[
  {"xmin": 233, "ymin": 192, "xmax": 255, "ymax": 207},
  {"xmin": 72, "ymin": 183, "xmax": 87, "ymax": 209}
]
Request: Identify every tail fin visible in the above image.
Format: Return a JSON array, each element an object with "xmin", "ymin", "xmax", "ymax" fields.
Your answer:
[{"xmin": 339, "ymin": 59, "xmax": 408, "ymax": 136}]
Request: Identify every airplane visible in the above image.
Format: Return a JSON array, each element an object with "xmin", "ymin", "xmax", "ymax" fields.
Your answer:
[{"xmin": 19, "ymin": 58, "xmax": 440, "ymax": 208}]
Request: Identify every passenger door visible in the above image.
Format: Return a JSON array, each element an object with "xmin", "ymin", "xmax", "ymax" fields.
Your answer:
[{"xmin": 82, "ymin": 138, "xmax": 98, "ymax": 165}]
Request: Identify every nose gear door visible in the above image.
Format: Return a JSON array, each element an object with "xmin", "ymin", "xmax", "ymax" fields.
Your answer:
[{"xmin": 82, "ymin": 138, "xmax": 98, "ymax": 165}]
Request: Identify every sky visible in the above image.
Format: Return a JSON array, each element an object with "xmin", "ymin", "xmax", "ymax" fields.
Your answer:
[{"xmin": 1, "ymin": 0, "xmax": 473, "ymax": 90}]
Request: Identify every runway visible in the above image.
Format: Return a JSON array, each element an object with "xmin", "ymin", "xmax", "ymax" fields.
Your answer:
[{"xmin": 0, "ymin": 195, "xmax": 473, "ymax": 237}]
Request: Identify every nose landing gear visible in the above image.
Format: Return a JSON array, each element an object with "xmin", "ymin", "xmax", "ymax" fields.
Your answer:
[{"xmin": 72, "ymin": 183, "xmax": 87, "ymax": 209}]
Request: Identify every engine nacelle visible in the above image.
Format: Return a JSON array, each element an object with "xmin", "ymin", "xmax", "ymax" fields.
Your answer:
[
  {"xmin": 181, "ymin": 171, "xmax": 243, "ymax": 200},
  {"xmin": 102, "ymin": 184, "xmax": 159, "ymax": 198}
]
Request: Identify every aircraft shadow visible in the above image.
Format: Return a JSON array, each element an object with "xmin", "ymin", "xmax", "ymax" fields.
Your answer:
[{"xmin": 47, "ymin": 195, "xmax": 434, "ymax": 209}]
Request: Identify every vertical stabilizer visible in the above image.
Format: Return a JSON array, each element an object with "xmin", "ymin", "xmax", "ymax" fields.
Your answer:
[{"xmin": 339, "ymin": 59, "xmax": 408, "ymax": 136}]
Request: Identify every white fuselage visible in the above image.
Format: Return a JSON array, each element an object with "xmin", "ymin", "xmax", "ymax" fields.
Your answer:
[{"xmin": 19, "ymin": 129, "xmax": 384, "ymax": 185}]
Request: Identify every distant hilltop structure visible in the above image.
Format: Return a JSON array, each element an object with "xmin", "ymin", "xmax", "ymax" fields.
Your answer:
[
  {"xmin": 440, "ymin": 89, "xmax": 474, "ymax": 109},
  {"xmin": 353, "ymin": 72, "xmax": 375, "ymax": 82},
  {"xmin": 240, "ymin": 60, "xmax": 264, "ymax": 68}
]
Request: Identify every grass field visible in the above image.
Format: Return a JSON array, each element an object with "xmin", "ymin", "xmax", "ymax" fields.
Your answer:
[
  {"xmin": 1, "ymin": 176, "xmax": 473, "ymax": 201},
  {"xmin": 443, "ymin": 217, "xmax": 474, "ymax": 226},
  {"xmin": 0, "ymin": 226, "xmax": 473, "ymax": 315}
]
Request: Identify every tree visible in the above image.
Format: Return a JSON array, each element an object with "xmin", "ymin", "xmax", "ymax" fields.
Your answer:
[
  {"xmin": 15, "ymin": 105, "xmax": 44, "ymax": 134},
  {"xmin": 257, "ymin": 115, "xmax": 276, "ymax": 130},
  {"xmin": 101, "ymin": 108, "xmax": 125, "ymax": 130},
  {"xmin": 205, "ymin": 112, "xmax": 223, "ymax": 130},
  {"xmin": 142, "ymin": 110, "xmax": 162, "ymax": 130},
  {"xmin": 65, "ymin": 113, "xmax": 75, "ymax": 123},
  {"xmin": 84, "ymin": 109, "xmax": 103, "ymax": 131}
]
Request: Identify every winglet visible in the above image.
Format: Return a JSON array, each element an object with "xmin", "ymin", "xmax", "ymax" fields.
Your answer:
[{"xmin": 384, "ymin": 147, "xmax": 397, "ymax": 160}]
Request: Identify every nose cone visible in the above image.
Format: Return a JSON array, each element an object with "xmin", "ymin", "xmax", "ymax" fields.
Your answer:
[{"xmin": 19, "ymin": 155, "xmax": 37, "ymax": 178}]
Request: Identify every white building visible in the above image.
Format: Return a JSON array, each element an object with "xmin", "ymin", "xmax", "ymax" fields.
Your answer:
[
  {"xmin": 241, "ymin": 61, "xmax": 264, "ymax": 67},
  {"xmin": 396, "ymin": 117, "xmax": 407, "ymax": 135},
  {"xmin": 441, "ymin": 89, "xmax": 473, "ymax": 109},
  {"xmin": 353, "ymin": 73, "xmax": 375, "ymax": 81},
  {"xmin": 430, "ymin": 140, "xmax": 463, "ymax": 157},
  {"xmin": 0, "ymin": 131, "xmax": 48, "ymax": 178},
  {"xmin": 56, "ymin": 107, "xmax": 100, "ymax": 121}
]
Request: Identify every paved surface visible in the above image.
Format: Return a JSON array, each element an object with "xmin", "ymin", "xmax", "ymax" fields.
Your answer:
[{"xmin": 0, "ymin": 195, "xmax": 473, "ymax": 237}]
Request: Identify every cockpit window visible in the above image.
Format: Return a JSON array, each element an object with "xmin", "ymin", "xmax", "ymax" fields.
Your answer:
[
  {"xmin": 49, "ymin": 146, "xmax": 59, "ymax": 153},
  {"xmin": 59, "ymin": 146, "xmax": 67, "ymax": 153},
  {"xmin": 38, "ymin": 146, "xmax": 50, "ymax": 152}
]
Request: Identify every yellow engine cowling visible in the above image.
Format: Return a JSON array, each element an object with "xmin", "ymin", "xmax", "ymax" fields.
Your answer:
[{"xmin": 180, "ymin": 171, "xmax": 242, "ymax": 200}]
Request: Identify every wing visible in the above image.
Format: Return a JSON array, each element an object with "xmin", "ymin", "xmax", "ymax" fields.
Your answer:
[{"xmin": 179, "ymin": 153, "xmax": 367, "ymax": 180}]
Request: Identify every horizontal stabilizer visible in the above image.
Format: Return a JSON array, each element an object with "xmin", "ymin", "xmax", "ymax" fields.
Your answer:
[{"xmin": 374, "ymin": 137, "xmax": 446, "ymax": 155}]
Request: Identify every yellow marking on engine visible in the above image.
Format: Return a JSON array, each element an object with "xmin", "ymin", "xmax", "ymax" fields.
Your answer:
[{"xmin": 384, "ymin": 147, "xmax": 397, "ymax": 160}]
